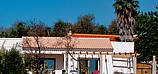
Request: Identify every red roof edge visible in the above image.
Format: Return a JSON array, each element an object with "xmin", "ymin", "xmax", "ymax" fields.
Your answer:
[{"xmin": 72, "ymin": 33, "xmax": 137, "ymax": 42}]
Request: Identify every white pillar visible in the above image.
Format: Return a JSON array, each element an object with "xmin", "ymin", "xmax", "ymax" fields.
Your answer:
[
  {"xmin": 100, "ymin": 55, "xmax": 102, "ymax": 74},
  {"xmin": 68, "ymin": 54, "xmax": 71, "ymax": 74},
  {"xmin": 106, "ymin": 55, "xmax": 114, "ymax": 74},
  {"xmin": 152, "ymin": 55, "xmax": 156, "ymax": 74},
  {"xmin": 64, "ymin": 53, "xmax": 66, "ymax": 69},
  {"xmin": 133, "ymin": 55, "xmax": 137, "ymax": 74},
  {"xmin": 101, "ymin": 55, "xmax": 107, "ymax": 74},
  {"xmin": 64, "ymin": 52, "xmax": 69, "ymax": 74},
  {"xmin": 73, "ymin": 54, "xmax": 78, "ymax": 70}
]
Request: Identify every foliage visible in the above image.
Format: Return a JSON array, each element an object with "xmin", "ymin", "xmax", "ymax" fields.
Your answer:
[
  {"xmin": 27, "ymin": 20, "xmax": 47, "ymax": 37},
  {"xmin": 24, "ymin": 55, "xmax": 36, "ymax": 71},
  {"xmin": 134, "ymin": 10, "xmax": 158, "ymax": 62},
  {"xmin": 0, "ymin": 14, "xmax": 113, "ymax": 37},
  {"xmin": 0, "ymin": 20, "xmax": 50, "ymax": 37},
  {"xmin": 108, "ymin": 20, "xmax": 119, "ymax": 34},
  {"xmin": 52, "ymin": 20, "xmax": 71, "ymax": 37},
  {"xmin": 0, "ymin": 41, "xmax": 6, "ymax": 73},
  {"xmin": 0, "ymin": 50, "xmax": 2, "ymax": 73},
  {"xmin": 0, "ymin": 46, "xmax": 25, "ymax": 74},
  {"xmin": 113, "ymin": 0, "xmax": 139, "ymax": 41},
  {"xmin": 73, "ymin": 14, "xmax": 95, "ymax": 34},
  {"xmin": 9, "ymin": 29, "xmax": 18, "ymax": 38},
  {"xmin": 2, "ymin": 22, "xmax": 28, "ymax": 38},
  {"xmin": 0, "ymin": 26, "xmax": 5, "ymax": 37},
  {"xmin": 94, "ymin": 25, "xmax": 108, "ymax": 34},
  {"xmin": 45, "ymin": 27, "xmax": 51, "ymax": 36},
  {"xmin": 16, "ymin": 22, "xmax": 28, "ymax": 37}
]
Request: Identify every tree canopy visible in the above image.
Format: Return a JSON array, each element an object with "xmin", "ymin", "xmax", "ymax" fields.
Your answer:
[
  {"xmin": 108, "ymin": 20, "xmax": 119, "ymax": 35},
  {"xmin": 0, "ymin": 46, "xmax": 24, "ymax": 73},
  {"xmin": 135, "ymin": 9, "xmax": 158, "ymax": 62},
  {"xmin": 95, "ymin": 25, "xmax": 108, "ymax": 34},
  {"xmin": 73, "ymin": 14, "xmax": 95, "ymax": 34},
  {"xmin": 0, "ymin": 14, "xmax": 110, "ymax": 38},
  {"xmin": 52, "ymin": 20, "xmax": 71, "ymax": 37}
]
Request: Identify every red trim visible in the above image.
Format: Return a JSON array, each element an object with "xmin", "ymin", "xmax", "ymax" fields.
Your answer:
[{"xmin": 72, "ymin": 34, "xmax": 137, "ymax": 41}]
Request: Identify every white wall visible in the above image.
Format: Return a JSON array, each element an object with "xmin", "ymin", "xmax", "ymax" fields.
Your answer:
[
  {"xmin": 111, "ymin": 42, "xmax": 134, "ymax": 53},
  {"xmin": 67, "ymin": 53, "xmax": 113, "ymax": 74},
  {"xmin": 111, "ymin": 42, "xmax": 135, "ymax": 73},
  {"xmin": 41, "ymin": 54, "xmax": 64, "ymax": 70},
  {"xmin": 0, "ymin": 38, "xmax": 22, "ymax": 51},
  {"xmin": 113, "ymin": 57, "xmax": 134, "ymax": 73}
]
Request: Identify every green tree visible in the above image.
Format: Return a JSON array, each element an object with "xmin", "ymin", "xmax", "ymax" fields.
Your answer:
[
  {"xmin": 0, "ymin": 50, "xmax": 2, "ymax": 73},
  {"xmin": 0, "ymin": 22, "xmax": 28, "ymax": 38},
  {"xmin": 113, "ymin": 0, "xmax": 139, "ymax": 41},
  {"xmin": 0, "ymin": 26, "xmax": 5, "ymax": 37},
  {"xmin": 108, "ymin": 20, "xmax": 119, "ymax": 34},
  {"xmin": 16, "ymin": 22, "xmax": 28, "ymax": 37},
  {"xmin": 95, "ymin": 25, "xmax": 108, "ymax": 34},
  {"xmin": 24, "ymin": 54, "xmax": 36, "ymax": 72},
  {"xmin": 45, "ymin": 27, "xmax": 51, "ymax": 37},
  {"xmin": 3, "ymin": 47, "xmax": 24, "ymax": 74},
  {"xmin": 135, "ymin": 10, "xmax": 158, "ymax": 62},
  {"xmin": 0, "ymin": 41, "xmax": 6, "ymax": 73},
  {"xmin": 73, "ymin": 14, "xmax": 95, "ymax": 34},
  {"xmin": 52, "ymin": 20, "xmax": 71, "ymax": 37},
  {"xmin": 27, "ymin": 20, "xmax": 46, "ymax": 37},
  {"xmin": 9, "ymin": 29, "xmax": 18, "ymax": 38}
]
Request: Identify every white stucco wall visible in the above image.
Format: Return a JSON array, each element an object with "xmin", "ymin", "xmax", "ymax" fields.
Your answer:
[
  {"xmin": 41, "ymin": 54, "xmax": 64, "ymax": 70},
  {"xmin": 111, "ymin": 42, "xmax": 135, "ymax": 73},
  {"xmin": 113, "ymin": 57, "xmax": 134, "ymax": 73},
  {"xmin": 67, "ymin": 54, "xmax": 100, "ymax": 74},
  {"xmin": 0, "ymin": 38, "xmax": 22, "ymax": 50},
  {"xmin": 111, "ymin": 42, "xmax": 134, "ymax": 53},
  {"xmin": 67, "ymin": 53, "xmax": 114, "ymax": 74}
]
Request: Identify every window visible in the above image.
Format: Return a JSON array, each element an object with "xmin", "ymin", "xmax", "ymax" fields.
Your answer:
[{"xmin": 40, "ymin": 58, "xmax": 56, "ymax": 73}]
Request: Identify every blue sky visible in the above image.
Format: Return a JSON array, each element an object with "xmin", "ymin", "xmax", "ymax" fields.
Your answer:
[{"xmin": 0, "ymin": 0, "xmax": 157, "ymax": 28}]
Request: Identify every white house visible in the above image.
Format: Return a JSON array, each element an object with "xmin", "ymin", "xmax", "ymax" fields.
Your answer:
[
  {"xmin": 0, "ymin": 34, "xmax": 137, "ymax": 74},
  {"xmin": 71, "ymin": 34, "xmax": 136, "ymax": 74}
]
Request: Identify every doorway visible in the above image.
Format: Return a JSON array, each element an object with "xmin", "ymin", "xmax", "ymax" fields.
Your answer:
[{"xmin": 79, "ymin": 59, "xmax": 99, "ymax": 74}]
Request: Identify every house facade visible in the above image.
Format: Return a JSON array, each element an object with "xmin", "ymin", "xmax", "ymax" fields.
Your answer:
[{"xmin": 0, "ymin": 34, "xmax": 137, "ymax": 74}]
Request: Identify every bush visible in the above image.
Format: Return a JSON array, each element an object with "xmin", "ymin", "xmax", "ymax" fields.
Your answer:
[{"xmin": 0, "ymin": 47, "xmax": 24, "ymax": 74}]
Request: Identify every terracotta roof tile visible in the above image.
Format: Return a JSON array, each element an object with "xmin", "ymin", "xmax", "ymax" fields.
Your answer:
[{"xmin": 22, "ymin": 36, "xmax": 113, "ymax": 52}]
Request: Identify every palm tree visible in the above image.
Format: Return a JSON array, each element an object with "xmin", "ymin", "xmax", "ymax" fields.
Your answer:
[{"xmin": 113, "ymin": 0, "xmax": 139, "ymax": 41}]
